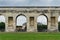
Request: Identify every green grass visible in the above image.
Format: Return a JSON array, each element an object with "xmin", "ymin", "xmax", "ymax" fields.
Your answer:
[{"xmin": 0, "ymin": 32, "xmax": 60, "ymax": 40}]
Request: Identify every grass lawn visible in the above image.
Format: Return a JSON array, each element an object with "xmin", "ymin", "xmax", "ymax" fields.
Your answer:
[{"xmin": 0, "ymin": 32, "xmax": 60, "ymax": 40}]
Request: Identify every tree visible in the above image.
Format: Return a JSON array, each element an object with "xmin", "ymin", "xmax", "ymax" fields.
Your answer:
[
  {"xmin": 58, "ymin": 22, "xmax": 60, "ymax": 31},
  {"xmin": 37, "ymin": 22, "xmax": 47, "ymax": 32},
  {"xmin": 0, "ymin": 22, "xmax": 5, "ymax": 32}
]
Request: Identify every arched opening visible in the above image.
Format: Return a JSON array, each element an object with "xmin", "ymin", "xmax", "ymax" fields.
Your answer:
[
  {"xmin": 16, "ymin": 15, "xmax": 27, "ymax": 32},
  {"xmin": 37, "ymin": 15, "xmax": 48, "ymax": 32},
  {"xmin": 58, "ymin": 16, "xmax": 60, "ymax": 31},
  {"xmin": 0, "ymin": 15, "xmax": 5, "ymax": 32}
]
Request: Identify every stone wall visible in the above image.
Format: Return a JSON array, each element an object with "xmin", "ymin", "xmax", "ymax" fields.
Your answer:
[{"xmin": 0, "ymin": 7, "xmax": 60, "ymax": 32}]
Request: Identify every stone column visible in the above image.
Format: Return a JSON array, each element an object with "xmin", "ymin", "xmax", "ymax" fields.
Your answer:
[
  {"xmin": 34, "ymin": 16, "xmax": 38, "ymax": 32},
  {"xmin": 13, "ymin": 16, "xmax": 16, "ymax": 32},
  {"xmin": 5, "ymin": 16, "xmax": 8, "ymax": 32},
  {"xmin": 27, "ymin": 16, "xmax": 37, "ymax": 32},
  {"xmin": 48, "ymin": 17, "xmax": 58, "ymax": 32},
  {"xmin": 6, "ymin": 16, "xmax": 15, "ymax": 32},
  {"xmin": 27, "ymin": 16, "xmax": 29, "ymax": 32},
  {"xmin": 55, "ymin": 17, "xmax": 58, "ymax": 31}
]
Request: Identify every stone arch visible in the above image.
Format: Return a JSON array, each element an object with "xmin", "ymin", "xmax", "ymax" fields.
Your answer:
[
  {"xmin": 16, "ymin": 14, "xmax": 27, "ymax": 18},
  {"xmin": 15, "ymin": 14, "xmax": 27, "ymax": 32},
  {"xmin": 37, "ymin": 14, "xmax": 48, "ymax": 32},
  {"xmin": 0, "ymin": 14, "xmax": 5, "ymax": 32}
]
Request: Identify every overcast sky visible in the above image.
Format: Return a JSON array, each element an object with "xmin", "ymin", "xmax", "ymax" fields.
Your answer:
[
  {"xmin": 0, "ymin": 0, "xmax": 60, "ymax": 6},
  {"xmin": 0, "ymin": 0, "xmax": 60, "ymax": 26}
]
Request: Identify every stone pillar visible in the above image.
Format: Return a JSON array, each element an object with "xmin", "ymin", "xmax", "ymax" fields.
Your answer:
[
  {"xmin": 27, "ymin": 16, "xmax": 37, "ymax": 32},
  {"xmin": 27, "ymin": 16, "xmax": 29, "ymax": 32},
  {"xmin": 48, "ymin": 17, "xmax": 58, "ymax": 32},
  {"xmin": 34, "ymin": 16, "xmax": 38, "ymax": 32},
  {"xmin": 5, "ymin": 17, "xmax": 14, "ymax": 32},
  {"xmin": 5, "ymin": 16, "xmax": 8, "ymax": 32},
  {"xmin": 13, "ymin": 16, "xmax": 16, "ymax": 32}
]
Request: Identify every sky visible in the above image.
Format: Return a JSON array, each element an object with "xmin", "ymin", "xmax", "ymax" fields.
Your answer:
[
  {"xmin": 0, "ymin": 0, "xmax": 60, "ymax": 6},
  {"xmin": 0, "ymin": 0, "xmax": 60, "ymax": 26},
  {"xmin": 17, "ymin": 16, "xmax": 27, "ymax": 26}
]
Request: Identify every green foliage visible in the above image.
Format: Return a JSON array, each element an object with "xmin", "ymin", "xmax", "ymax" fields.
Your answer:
[
  {"xmin": 0, "ymin": 22, "xmax": 5, "ymax": 31},
  {"xmin": 37, "ymin": 23, "xmax": 47, "ymax": 32},
  {"xmin": 58, "ymin": 22, "xmax": 60, "ymax": 31}
]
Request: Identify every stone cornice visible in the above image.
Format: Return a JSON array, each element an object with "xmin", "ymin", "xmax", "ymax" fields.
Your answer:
[
  {"xmin": 0, "ymin": 9, "xmax": 49, "ymax": 13},
  {"xmin": 0, "ymin": 6, "xmax": 60, "ymax": 8},
  {"xmin": 0, "ymin": 7, "xmax": 60, "ymax": 13}
]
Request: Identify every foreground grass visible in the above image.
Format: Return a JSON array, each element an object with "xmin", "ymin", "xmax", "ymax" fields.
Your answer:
[{"xmin": 0, "ymin": 32, "xmax": 60, "ymax": 40}]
